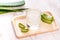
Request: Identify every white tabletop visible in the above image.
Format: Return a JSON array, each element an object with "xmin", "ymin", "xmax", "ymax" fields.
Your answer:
[{"xmin": 0, "ymin": 0, "xmax": 60, "ymax": 40}]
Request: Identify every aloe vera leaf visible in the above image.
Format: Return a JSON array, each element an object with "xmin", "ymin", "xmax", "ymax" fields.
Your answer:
[
  {"xmin": 0, "ymin": 11, "xmax": 10, "ymax": 14},
  {"xmin": 0, "ymin": 1, "xmax": 25, "ymax": 7},
  {"xmin": 0, "ymin": 8, "xmax": 28, "ymax": 12},
  {"xmin": 0, "ymin": 8, "xmax": 28, "ymax": 14},
  {"xmin": 12, "ymin": 8, "xmax": 28, "ymax": 12}
]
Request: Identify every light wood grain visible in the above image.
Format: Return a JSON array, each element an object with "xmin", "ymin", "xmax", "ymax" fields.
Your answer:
[{"xmin": 12, "ymin": 9, "xmax": 59, "ymax": 39}]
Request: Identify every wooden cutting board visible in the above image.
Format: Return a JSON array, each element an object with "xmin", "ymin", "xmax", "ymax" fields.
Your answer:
[{"xmin": 12, "ymin": 9, "xmax": 59, "ymax": 39}]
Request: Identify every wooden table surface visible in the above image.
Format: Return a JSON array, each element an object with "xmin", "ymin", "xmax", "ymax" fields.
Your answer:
[{"xmin": 0, "ymin": 0, "xmax": 60, "ymax": 40}]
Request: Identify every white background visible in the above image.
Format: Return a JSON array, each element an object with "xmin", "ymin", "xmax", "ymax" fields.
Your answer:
[{"xmin": 0, "ymin": 0, "xmax": 60, "ymax": 40}]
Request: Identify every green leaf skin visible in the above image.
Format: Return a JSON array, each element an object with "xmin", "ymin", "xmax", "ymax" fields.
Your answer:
[
  {"xmin": 0, "ymin": 8, "xmax": 28, "ymax": 14},
  {"xmin": 0, "ymin": 1, "xmax": 25, "ymax": 7}
]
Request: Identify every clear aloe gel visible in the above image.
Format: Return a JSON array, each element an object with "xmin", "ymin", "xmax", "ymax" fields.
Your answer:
[
  {"xmin": 26, "ymin": 9, "xmax": 41, "ymax": 30},
  {"xmin": 0, "ymin": 0, "xmax": 25, "ymax": 7}
]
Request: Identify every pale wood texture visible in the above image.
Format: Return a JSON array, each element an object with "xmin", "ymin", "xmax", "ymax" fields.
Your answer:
[{"xmin": 12, "ymin": 9, "xmax": 59, "ymax": 39}]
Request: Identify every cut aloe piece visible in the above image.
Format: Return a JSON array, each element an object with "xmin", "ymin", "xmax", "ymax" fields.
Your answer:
[
  {"xmin": 41, "ymin": 13, "xmax": 54, "ymax": 21},
  {"xmin": 41, "ymin": 13, "xmax": 54, "ymax": 24},
  {"xmin": 41, "ymin": 17, "xmax": 52, "ymax": 24},
  {"xmin": 18, "ymin": 23, "xmax": 25, "ymax": 29},
  {"xmin": 21, "ymin": 28, "xmax": 29, "ymax": 33},
  {"xmin": 0, "ymin": 0, "xmax": 25, "ymax": 7},
  {"xmin": 18, "ymin": 23, "xmax": 29, "ymax": 33}
]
